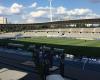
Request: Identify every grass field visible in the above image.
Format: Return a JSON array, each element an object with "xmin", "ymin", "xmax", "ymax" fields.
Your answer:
[
  {"xmin": 1, "ymin": 37, "xmax": 100, "ymax": 57},
  {"xmin": 18, "ymin": 37, "xmax": 100, "ymax": 47},
  {"xmin": 17, "ymin": 37, "xmax": 100, "ymax": 57}
]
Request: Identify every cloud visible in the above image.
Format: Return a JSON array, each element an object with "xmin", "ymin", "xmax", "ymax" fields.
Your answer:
[
  {"xmin": 21, "ymin": 6, "xmax": 100, "ymax": 23},
  {"xmin": 10, "ymin": 3, "xmax": 23, "ymax": 14},
  {"xmin": 37, "ymin": 6, "xmax": 92, "ymax": 17},
  {"xmin": 0, "ymin": 6, "xmax": 9, "ymax": 15},
  {"xmin": 25, "ymin": 18, "xmax": 35, "ymax": 23},
  {"xmin": 57, "ymin": 6, "xmax": 66, "ymax": 14},
  {"xmin": 37, "ymin": 6, "xmax": 50, "ymax": 10},
  {"xmin": 82, "ymin": 13, "xmax": 100, "ymax": 19},
  {"xmin": 66, "ymin": 8, "xmax": 92, "ymax": 16},
  {"xmin": 24, "ymin": 17, "xmax": 50, "ymax": 23},
  {"xmin": 30, "ymin": 10, "xmax": 47, "ymax": 17},
  {"xmin": 66, "ymin": 9, "xmax": 100, "ymax": 19},
  {"xmin": 0, "ymin": 2, "xmax": 100, "ymax": 23},
  {"xmin": 0, "ymin": 6, "xmax": 5, "ymax": 14},
  {"xmin": 30, "ymin": 2, "xmax": 37, "ymax": 8}
]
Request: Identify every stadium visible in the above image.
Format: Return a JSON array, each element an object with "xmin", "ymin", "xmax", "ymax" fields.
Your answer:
[
  {"xmin": 0, "ymin": 0, "xmax": 100, "ymax": 79},
  {"xmin": 1, "ymin": 18, "xmax": 100, "ymax": 57},
  {"xmin": 0, "ymin": 18, "xmax": 100, "ymax": 80},
  {"xmin": 0, "ymin": 18, "xmax": 100, "ymax": 40}
]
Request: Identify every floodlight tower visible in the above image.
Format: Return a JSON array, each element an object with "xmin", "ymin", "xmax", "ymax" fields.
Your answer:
[{"xmin": 49, "ymin": 0, "xmax": 53, "ymax": 22}]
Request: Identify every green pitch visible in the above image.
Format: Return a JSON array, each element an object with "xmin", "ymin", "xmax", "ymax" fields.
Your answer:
[
  {"xmin": 18, "ymin": 37, "xmax": 100, "ymax": 47},
  {"xmin": 1, "ymin": 37, "xmax": 100, "ymax": 57}
]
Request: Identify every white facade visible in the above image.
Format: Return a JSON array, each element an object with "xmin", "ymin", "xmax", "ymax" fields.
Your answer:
[{"xmin": 0, "ymin": 17, "xmax": 7, "ymax": 24}]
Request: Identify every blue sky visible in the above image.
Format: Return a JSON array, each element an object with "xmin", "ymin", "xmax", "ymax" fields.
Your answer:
[{"xmin": 0, "ymin": 0, "xmax": 100, "ymax": 23}]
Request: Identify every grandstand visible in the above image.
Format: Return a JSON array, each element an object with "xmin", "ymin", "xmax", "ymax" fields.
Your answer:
[
  {"xmin": 1, "ymin": 18, "xmax": 100, "ymax": 57},
  {"xmin": 0, "ymin": 18, "xmax": 100, "ymax": 40},
  {"xmin": 1, "ymin": 28, "xmax": 100, "ymax": 40}
]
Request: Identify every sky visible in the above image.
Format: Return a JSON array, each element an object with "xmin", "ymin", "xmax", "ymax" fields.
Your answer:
[{"xmin": 0, "ymin": 0, "xmax": 100, "ymax": 23}]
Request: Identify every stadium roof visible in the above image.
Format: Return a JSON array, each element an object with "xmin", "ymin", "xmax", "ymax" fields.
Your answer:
[
  {"xmin": 49, "ymin": 18, "xmax": 100, "ymax": 24},
  {"xmin": 0, "ymin": 18, "xmax": 100, "ymax": 25},
  {"xmin": 0, "ymin": 18, "xmax": 100, "ymax": 32}
]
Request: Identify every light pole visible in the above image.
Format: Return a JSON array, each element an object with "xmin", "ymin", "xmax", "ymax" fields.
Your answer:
[{"xmin": 48, "ymin": 0, "xmax": 53, "ymax": 22}]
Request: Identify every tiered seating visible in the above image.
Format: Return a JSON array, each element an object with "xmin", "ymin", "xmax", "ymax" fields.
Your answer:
[
  {"xmin": 95, "ymin": 28, "xmax": 100, "ymax": 33},
  {"xmin": 0, "ymin": 32, "xmax": 16, "ymax": 39},
  {"xmin": 47, "ymin": 32, "xmax": 62, "ymax": 37},
  {"xmin": 69, "ymin": 28, "xmax": 81, "ymax": 33},
  {"xmin": 82, "ymin": 28, "xmax": 94, "ymax": 33},
  {"xmin": 1, "ymin": 28, "xmax": 100, "ymax": 39}
]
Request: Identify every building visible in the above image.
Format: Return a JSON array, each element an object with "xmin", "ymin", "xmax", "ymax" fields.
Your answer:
[{"xmin": 0, "ymin": 17, "xmax": 7, "ymax": 24}]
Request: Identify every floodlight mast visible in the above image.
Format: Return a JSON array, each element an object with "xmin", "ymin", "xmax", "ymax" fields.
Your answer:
[{"xmin": 49, "ymin": 0, "xmax": 53, "ymax": 22}]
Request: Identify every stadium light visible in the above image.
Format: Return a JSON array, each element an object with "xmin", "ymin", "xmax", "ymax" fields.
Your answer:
[{"xmin": 48, "ymin": 0, "xmax": 53, "ymax": 22}]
